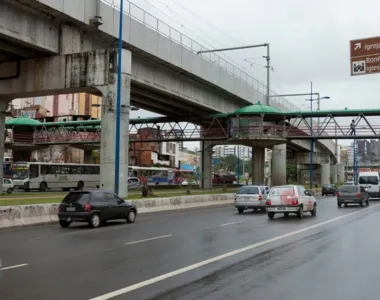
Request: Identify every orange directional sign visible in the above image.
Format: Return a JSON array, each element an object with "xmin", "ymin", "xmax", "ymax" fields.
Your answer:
[{"xmin": 350, "ymin": 36, "xmax": 380, "ymax": 76}]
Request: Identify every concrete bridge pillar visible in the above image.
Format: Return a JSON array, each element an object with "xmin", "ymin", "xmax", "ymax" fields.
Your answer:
[
  {"xmin": 252, "ymin": 147, "xmax": 265, "ymax": 185},
  {"xmin": 200, "ymin": 141, "xmax": 213, "ymax": 189},
  {"xmin": 0, "ymin": 101, "xmax": 7, "ymax": 191},
  {"xmin": 0, "ymin": 48, "xmax": 131, "ymax": 196},
  {"xmin": 271, "ymin": 144, "xmax": 286, "ymax": 186},
  {"xmin": 330, "ymin": 164, "xmax": 337, "ymax": 184},
  {"xmin": 97, "ymin": 66, "xmax": 131, "ymax": 198},
  {"xmin": 336, "ymin": 163, "xmax": 345, "ymax": 183},
  {"xmin": 320, "ymin": 163, "xmax": 331, "ymax": 185}
]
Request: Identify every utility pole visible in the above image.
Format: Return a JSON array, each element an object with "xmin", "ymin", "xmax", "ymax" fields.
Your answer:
[{"xmin": 197, "ymin": 43, "xmax": 271, "ymax": 105}]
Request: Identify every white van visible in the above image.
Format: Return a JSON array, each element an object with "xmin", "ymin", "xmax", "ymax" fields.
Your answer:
[{"xmin": 358, "ymin": 172, "xmax": 380, "ymax": 198}]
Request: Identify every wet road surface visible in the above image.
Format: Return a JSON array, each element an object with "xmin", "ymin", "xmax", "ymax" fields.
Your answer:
[{"xmin": 1, "ymin": 196, "xmax": 380, "ymax": 299}]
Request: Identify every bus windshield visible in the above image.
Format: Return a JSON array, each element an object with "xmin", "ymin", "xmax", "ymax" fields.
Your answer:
[{"xmin": 12, "ymin": 163, "xmax": 29, "ymax": 179}]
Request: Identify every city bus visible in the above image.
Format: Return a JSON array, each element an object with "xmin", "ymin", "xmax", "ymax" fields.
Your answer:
[
  {"xmin": 12, "ymin": 162, "xmax": 175, "ymax": 191},
  {"xmin": 12, "ymin": 162, "xmax": 100, "ymax": 191},
  {"xmin": 128, "ymin": 166, "xmax": 175, "ymax": 185}
]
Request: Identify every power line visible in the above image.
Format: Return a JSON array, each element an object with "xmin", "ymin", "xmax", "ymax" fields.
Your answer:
[{"xmin": 132, "ymin": 0, "xmax": 255, "ymax": 74}]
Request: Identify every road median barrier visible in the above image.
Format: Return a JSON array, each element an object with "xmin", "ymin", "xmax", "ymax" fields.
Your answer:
[{"xmin": 0, "ymin": 193, "xmax": 235, "ymax": 229}]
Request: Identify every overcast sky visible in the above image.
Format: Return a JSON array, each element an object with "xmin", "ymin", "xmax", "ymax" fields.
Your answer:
[{"xmin": 128, "ymin": 0, "xmax": 380, "ymax": 149}]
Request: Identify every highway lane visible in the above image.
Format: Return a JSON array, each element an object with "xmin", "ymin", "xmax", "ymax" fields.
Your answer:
[{"xmin": 0, "ymin": 196, "xmax": 379, "ymax": 300}]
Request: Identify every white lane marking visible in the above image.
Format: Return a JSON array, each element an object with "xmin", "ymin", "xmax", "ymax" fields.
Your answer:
[
  {"xmin": 89, "ymin": 203, "xmax": 380, "ymax": 300},
  {"xmin": 220, "ymin": 221, "xmax": 245, "ymax": 227},
  {"xmin": 1, "ymin": 263, "xmax": 28, "ymax": 271},
  {"xmin": 125, "ymin": 234, "xmax": 172, "ymax": 245}
]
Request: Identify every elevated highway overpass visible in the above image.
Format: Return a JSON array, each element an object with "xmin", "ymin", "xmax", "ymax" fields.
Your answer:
[{"xmin": 0, "ymin": 0, "xmax": 336, "ymax": 195}]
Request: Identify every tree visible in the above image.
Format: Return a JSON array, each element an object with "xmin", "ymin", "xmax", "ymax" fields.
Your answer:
[{"xmin": 286, "ymin": 164, "xmax": 297, "ymax": 183}]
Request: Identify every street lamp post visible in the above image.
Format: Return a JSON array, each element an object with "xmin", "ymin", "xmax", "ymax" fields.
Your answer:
[{"xmin": 197, "ymin": 43, "xmax": 271, "ymax": 105}]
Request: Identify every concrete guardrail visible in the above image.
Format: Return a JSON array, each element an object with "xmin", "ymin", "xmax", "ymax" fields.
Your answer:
[{"xmin": 0, "ymin": 194, "xmax": 234, "ymax": 229}]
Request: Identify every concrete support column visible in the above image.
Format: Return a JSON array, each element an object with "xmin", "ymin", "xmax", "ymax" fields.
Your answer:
[
  {"xmin": 200, "ymin": 141, "xmax": 213, "ymax": 189},
  {"xmin": 320, "ymin": 163, "xmax": 331, "ymax": 185},
  {"xmin": 83, "ymin": 150, "xmax": 93, "ymax": 164},
  {"xmin": 271, "ymin": 144, "xmax": 287, "ymax": 186},
  {"xmin": 336, "ymin": 163, "xmax": 345, "ymax": 183},
  {"xmin": 0, "ymin": 101, "xmax": 8, "ymax": 192},
  {"xmin": 330, "ymin": 164, "xmax": 337, "ymax": 184},
  {"xmin": 97, "ymin": 50, "xmax": 132, "ymax": 197},
  {"xmin": 252, "ymin": 147, "xmax": 265, "ymax": 184}
]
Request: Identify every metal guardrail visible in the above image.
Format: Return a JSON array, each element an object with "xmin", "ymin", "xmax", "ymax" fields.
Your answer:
[{"xmin": 101, "ymin": 0, "xmax": 335, "ymax": 153}]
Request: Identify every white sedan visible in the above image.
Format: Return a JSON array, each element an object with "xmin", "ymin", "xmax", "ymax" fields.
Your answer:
[
  {"xmin": 2, "ymin": 178, "xmax": 14, "ymax": 194},
  {"xmin": 265, "ymin": 185, "xmax": 317, "ymax": 219}
]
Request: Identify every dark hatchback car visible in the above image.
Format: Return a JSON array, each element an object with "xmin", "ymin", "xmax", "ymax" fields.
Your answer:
[
  {"xmin": 322, "ymin": 184, "xmax": 337, "ymax": 196},
  {"xmin": 337, "ymin": 185, "xmax": 369, "ymax": 208},
  {"xmin": 58, "ymin": 189, "xmax": 137, "ymax": 228}
]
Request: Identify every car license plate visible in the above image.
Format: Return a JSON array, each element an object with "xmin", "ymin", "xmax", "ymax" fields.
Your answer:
[
  {"xmin": 277, "ymin": 206, "xmax": 286, "ymax": 211},
  {"xmin": 66, "ymin": 207, "xmax": 76, "ymax": 212}
]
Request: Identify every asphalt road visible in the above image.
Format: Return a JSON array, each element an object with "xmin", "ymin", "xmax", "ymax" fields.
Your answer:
[{"xmin": 1, "ymin": 195, "xmax": 380, "ymax": 300}]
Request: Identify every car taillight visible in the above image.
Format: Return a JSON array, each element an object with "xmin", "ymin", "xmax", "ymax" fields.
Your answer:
[
  {"xmin": 356, "ymin": 192, "xmax": 361, "ymax": 197},
  {"xmin": 266, "ymin": 200, "xmax": 272, "ymax": 206},
  {"xmin": 337, "ymin": 192, "xmax": 341, "ymax": 197},
  {"xmin": 84, "ymin": 203, "xmax": 91, "ymax": 211},
  {"xmin": 292, "ymin": 198, "xmax": 299, "ymax": 205},
  {"xmin": 258, "ymin": 195, "xmax": 262, "ymax": 201}
]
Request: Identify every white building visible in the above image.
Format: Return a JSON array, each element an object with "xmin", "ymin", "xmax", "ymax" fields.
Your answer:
[{"xmin": 213, "ymin": 145, "xmax": 251, "ymax": 160}]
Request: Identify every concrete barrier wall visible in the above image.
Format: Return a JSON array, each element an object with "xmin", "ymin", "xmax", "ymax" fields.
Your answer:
[{"xmin": 0, "ymin": 194, "xmax": 234, "ymax": 229}]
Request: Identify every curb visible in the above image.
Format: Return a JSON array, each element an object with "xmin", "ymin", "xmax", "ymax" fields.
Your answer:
[{"xmin": 0, "ymin": 194, "xmax": 235, "ymax": 229}]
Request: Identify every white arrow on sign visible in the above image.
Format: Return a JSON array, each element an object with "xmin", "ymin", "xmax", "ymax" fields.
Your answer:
[{"xmin": 354, "ymin": 42, "xmax": 362, "ymax": 50}]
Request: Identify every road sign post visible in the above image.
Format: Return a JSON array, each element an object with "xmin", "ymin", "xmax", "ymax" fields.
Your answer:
[{"xmin": 350, "ymin": 36, "xmax": 380, "ymax": 76}]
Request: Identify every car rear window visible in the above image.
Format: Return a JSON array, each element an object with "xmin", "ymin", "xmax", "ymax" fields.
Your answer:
[
  {"xmin": 359, "ymin": 176, "xmax": 379, "ymax": 185},
  {"xmin": 237, "ymin": 186, "xmax": 259, "ymax": 194},
  {"xmin": 339, "ymin": 186, "xmax": 359, "ymax": 193},
  {"xmin": 62, "ymin": 192, "xmax": 90, "ymax": 205},
  {"xmin": 323, "ymin": 184, "xmax": 333, "ymax": 188},
  {"xmin": 269, "ymin": 186, "xmax": 295, "ymax": 196}
]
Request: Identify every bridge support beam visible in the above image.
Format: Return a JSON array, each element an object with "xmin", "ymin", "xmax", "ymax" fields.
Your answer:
[
  {"xmin": 200, "ymin": 141, "xmax": 213, "ymax": 189},
  {"xmin": 97, "ymin": 71, "xmax": 131, "ymax": 197},
  {"xmin": 271, "ymin": 144, "xmax": 287, "ymax": 186},
  {"xmin": 320, "ymin": 163, "xmax": 331, "ymax": 185},
  {"xmin": 0, "ymin": 101, "xmax": 7, "ymax": 192},
  {"xmin": 337, "ymin": 163, "xmax": 345, "ymax": 183},
  {"xmin": 330, "ymin": 164, "xmax": 337, "ymax": 184},
  {"xmin": 252, "ymin": 147, "xmax": 265, "ymax": 185}
]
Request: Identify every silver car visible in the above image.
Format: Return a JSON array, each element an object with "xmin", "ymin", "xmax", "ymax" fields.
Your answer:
[{"xmin": 234, "ymin": 185, "xmax": 269, "ymax": 214}]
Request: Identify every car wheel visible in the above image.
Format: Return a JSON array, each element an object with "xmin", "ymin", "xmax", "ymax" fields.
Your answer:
[
  {"xmin": 89, "ymin": 213, "xmax": 101, "ymax": 228},
  {"xmin": 322, "ymin": 193, "xmax": 324, "ymax": 196},
  {"xmin": 126, "ymin": 210, "xmax": 136, "ymax": 224},
  {"xmin": 59, "ymin": 220, "xmax": 71, "ymax": 228},
  {"xmin": 237, "ymin": 208, "xmax": 244, "ymax": 214},
  {"xmin": 297, "ymin": 206, "xmax": 304, "ymax": 219},
  {"xmin": 311, "ymin": 204, "xmax": 317, "ymax": 216},
  {"xmin": 267, "ymin": 212, "xmax": 275, "ymax": 219},
  {"xmin": 6, "ymin": 188, "xmax": 13, "ymax": 194}
]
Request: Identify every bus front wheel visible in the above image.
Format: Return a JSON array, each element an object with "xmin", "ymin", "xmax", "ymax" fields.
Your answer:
[
  {"xmin": 39, "ymin": 182, "xmax": 48, "ymax": 192},
  {"xmin": 76, "ymin": 181, "xmax": 84, "ymax": 190}
]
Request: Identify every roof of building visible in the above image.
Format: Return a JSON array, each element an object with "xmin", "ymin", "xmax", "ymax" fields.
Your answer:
[
  {"xmin": 233, "ymin": 102, "xmax": 283, "ymax": 115},
  {"xmin": 6, "ymin": 116, "xmax": 41, "ymax": 126}
]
